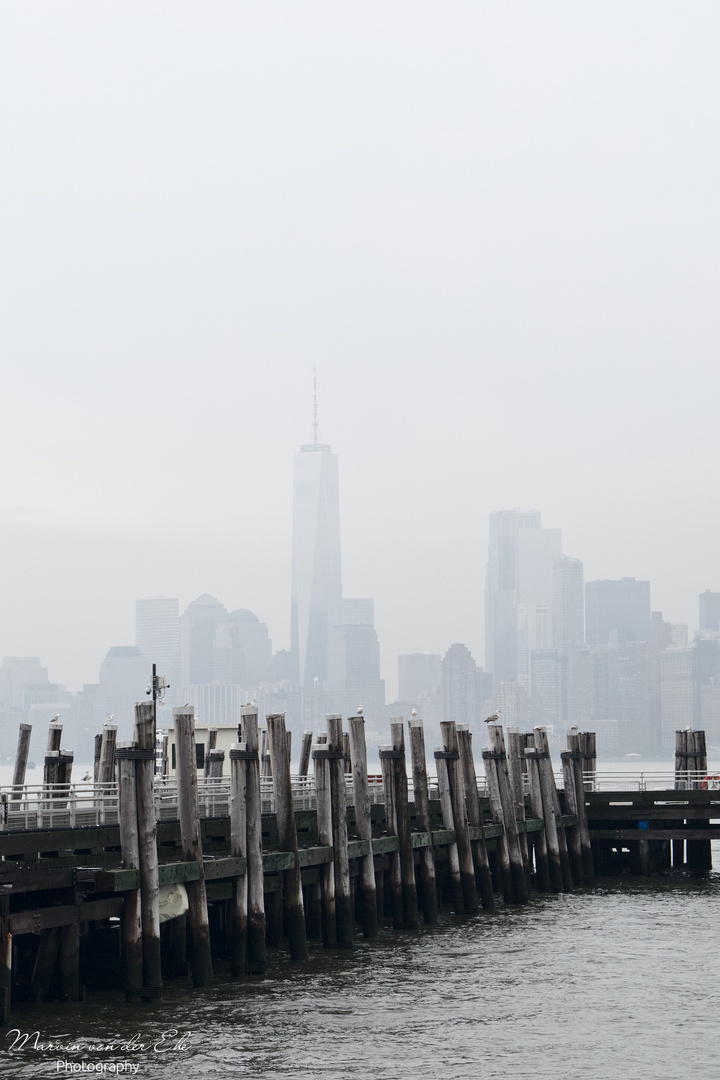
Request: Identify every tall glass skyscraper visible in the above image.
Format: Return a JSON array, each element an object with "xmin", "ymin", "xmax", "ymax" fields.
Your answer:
[{"xmin": 290, "ymin": 405, "xmax": 342, "ymax": 688}]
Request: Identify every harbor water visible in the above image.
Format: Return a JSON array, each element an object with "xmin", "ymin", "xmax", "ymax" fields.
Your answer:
[{"xmin": 3, "ymin": 869, "xmax": 719, "ymax": 1080}]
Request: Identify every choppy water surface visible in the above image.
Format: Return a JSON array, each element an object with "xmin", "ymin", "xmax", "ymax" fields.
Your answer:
[{"xmin": 4, "ymin": 873, "xmax": 720, "ymax": 1080}]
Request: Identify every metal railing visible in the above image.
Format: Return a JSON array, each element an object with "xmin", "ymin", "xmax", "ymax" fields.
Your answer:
[{"xmin": 0, "ymin": 770, "xmax": 716, "ymax": 832}]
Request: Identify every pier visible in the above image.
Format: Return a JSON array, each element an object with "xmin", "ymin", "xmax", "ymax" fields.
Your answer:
[{"xmin": 0, "ymin": 710, "xmax": 716, "ymax": 1024}]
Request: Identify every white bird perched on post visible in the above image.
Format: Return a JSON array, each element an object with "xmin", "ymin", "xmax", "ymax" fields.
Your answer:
[
  {"xmin": 484, "ymin": 712, "xmax": 500, "ymax": 725},
  {"xmin": 357, "ymin": 707, "xmax": 363, "ymax": 715}
]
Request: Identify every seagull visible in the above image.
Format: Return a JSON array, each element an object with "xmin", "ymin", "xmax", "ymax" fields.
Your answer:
[
  {"xmin": 51, "ymin": 713, "xmax": 61, "ymax": 723},
  {"xmin": 411, "ymin": 708, "xmax": 417, "ymax": 717},
  {"xmin": 484, "ymin": 712, "xmax": 500, "ymax": 725},
  {"xmin": 357, "ymin": 707, "xmax": 363, "ymax": 715},
  {"xmin": 81, "ymin": 771, "xmax": 92, "ymax": 782}
]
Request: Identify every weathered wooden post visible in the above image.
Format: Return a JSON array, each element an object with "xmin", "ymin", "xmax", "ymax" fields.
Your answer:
[
  {"xmin": 481, "ymin": 744, "xmax": 514, "ymax": 902},
  {"xmin": 98, "ymin": 722, "xmax": 118, "ymax": 785},
  {"xmin": 241, "ymin": 704, "xmax": 266, "ymax": 974},
  {"xmin": 523, "ymin": 738, "xmax": 552, "ymax": 891},
  {"xmin": 298, "ymin": 731, "xmax": 313, "ymax": 777},
  {"xmin": 435, "ymin": 746, "xmax": 464, "ymax": 913},
  {"xmin": 390, "ymin": 718, "xmax": 419, "ymax": 929},
  {"xmin": 567, "ymin": 729, "xmax": 594, "ymax": 882},
  {"xmin": 534, "ymin": 726, "xmax": 573, "ymax": 891},
  {"xmin": 507, "ymin": 727, "xmax": 532, "ymax": 890},
  {"xmin": 440, "ymin": 721, "xmax": 478, "ymax": 915},
  {"xmin": 267, "ymin": 713, "xmax": 308, "ymax": 961},
  {"xmin": 93, "ymin": 733, "xmax": 102, "ymax": 783},
  {"xmin": 348, "ymin": 714, "xmax": 379, "ymax": 937},
  {"xmin": 561, "ymin": 750, "xmax": 585, "ymax": 886},
  {"xmin": 579, "ymin": 730, "xmax": 596, "ymax": 790},
  {"xmin": 174, "ymin": 705, "xmax": 213, "ymax": 987},
  {"xmin": 313, "ymin": 740, "xmax": 337, "ymax": 946},
  {"xmin": 0, "ymin": 891, "xmax": 11, "ymax": 1025},
  {"xmin": 207, "ymin": 750, "xmax": 224, "ymax": 779},
  {"xmin": 688, "ymin": 729, "xmax": 712, "ymax": 871},
  {"xmin": 488, "ymin": 725, "xmax": 529, "ymax": 903},
  {"xmin": 229, "ymin": 741, "xmax": 248, "ymax": 976},
  {"xmin": 160, "ymin": 733, "xmax": 169, "ymax": 778},
  {"xmin": 456, "ymin": 726, "xmax": 495, "ymax": 910},
  {"xmin": 11, "ymin": 723, "xmax": 32, "ymax": 800},
  {"xmin": 380, "ymin": 741, "xmax": 404, "ymax": 927},
  {"xmin": 116, "ymin": 740, "xmax": 143, "ymax": 999},
  {"xmin": 204, "ymin": 728, "xmax": 218, "ymax": 777},
  {"xmin": 47, "ymin": 720, "xmax": 62, "ymax": 752},
  {"xmin": 408, "ymin": 719, "xmax": 438, "ymax": 924},
  {"xmin": 327, "ymin": 715, "xmax": 353, "ymax": 947},
  {"xmin": 135, "ymin": 701, "xmax": 162, "ymax": 998}
]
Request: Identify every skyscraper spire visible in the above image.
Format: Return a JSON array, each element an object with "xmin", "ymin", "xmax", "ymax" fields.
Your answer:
[{"xmin": 313, "ymin": 366, "xmax": 318, "ymax": 447}]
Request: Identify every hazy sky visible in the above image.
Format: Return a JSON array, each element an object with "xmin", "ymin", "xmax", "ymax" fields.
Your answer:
[{"xmin": 1, "ymin": 3, "xmax": 719, "ymax": 697}]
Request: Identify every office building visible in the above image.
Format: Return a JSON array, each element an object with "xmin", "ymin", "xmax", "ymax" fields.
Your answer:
[
  {"xmin": 699, "ymin": 590, "xmax": 720, "ymax": 633},
  {"xmin": 441, "ymin": 643, "xmax": 477, "ymax": 727},
  {"xmin": 135, "ymin": 598, "xmax": 180, "ymax": 696},
  {"xmin": 290, "ymin": 398, "xmax": 342, "ymax": 688},
  {"xmin": 585, "ymin": 578, "xmax": 651, "ymax": 648},
  {"xmin": 485, "ymin": 510, "xmax": 561, "ymax": 684}
]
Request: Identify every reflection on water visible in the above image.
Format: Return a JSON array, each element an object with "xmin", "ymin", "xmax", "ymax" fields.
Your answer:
[{"xmin": 3, "ymin": 872, "xmax": 720, "ymax": 1080}]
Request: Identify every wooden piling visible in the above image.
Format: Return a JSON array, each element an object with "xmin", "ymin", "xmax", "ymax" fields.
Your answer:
[
  {"xmin": 135, "ymin": 701, "xmax": 162, "ymax": 998},
  {"xmin": 98, "ymin": 723, "xmax": 118, "ymax": 786},
  {"xmin": 523, "ymin": 740, "xmax": 551, "ymax": 891},
  {"xmin": 229, "ymin": 741, "xmax": 248, "ymax": 976},
  {"xmin": 204, "ymin": 728, "xmax": 218, "ymax": 777},
  {"xmin": 11, "ymin": 723, "xmax": 32, "ymax": 800},
  {"xmin": 568, "ymin": 729, "xmax": 594, "ymax": 882},
  {"xmin": 381, "ymin": 742, "xmax": 405, "ymax": 926},
  {"xmin": 488, "ymin": 725, "xmax": 529, "ymax": 903},
  {"xmin": 93, "ymin": 733, "xmax": 102, "ymax": 783},
  {"xmin": 313, "ymin": 741, "xmax": 337, "ymax": 946},
  {"xmin": 173, "ymin": 705, "xmax": 213, "ymax": 987},
  {"xmin": 506, "ymin": 727, "xmax": 531, "ymax": 891},
  {"xmin": 241, "ymin": 705, "xmax": 266, "ymax": 974},
  {"xmin": 298, "ymin": 731, "xmax": 313, "ymax": 777},
  {"xmin": 561, "ymin": 750, "xmax": 585, "ymax": 886},
  {"xmin": 440, "ymin": 721, "xmax": 478, "ymax": 915},
  {"xmin": 327, "ymin": 715, "xmax": 353, "ymax": 947},
  {"xmin": 456, "ymin": 726, "xmax": 494, "ymax": 910},
  {"xmin": 30, "ymin": 927, "xmax": 59, "ymax": 1002},
  {"xmin": 435, "ymin": 748, "xmax": 465, "ymax": 913},
  {"xmin": 534, "ymin": 726, "xmax": 573, "ymax": 891},
  {"xmin": 116, "ymin": 741, "xmax": 143, "ymax": 1000},
  {"xmin": 390, "ymin": 719, "xmax": 419, "ymax": 928},
  {"xmin": 481, "ymin": 743, "xmax": 514, "ymax": 902},
  {"xmin": 348, "ymin": 715, "xmax": 379, "ymax": 937},
  {"xmin": 58, "ymin": 924, "xmax": 80, "ymax": 1001},
  {"xmin": 207, "ymin": 749, "xmax": 224, "ymax": 779},
  {"xmin": 47, "ymin": 720, "xmax": 62, "ymax": 752},
  {"xmin": 0, "ymin": 901, "xmax": 11, "ymax": 1026},
  {"xmin": 267, "ymin": 713, "xmax": 309, "ymax": 961},
  {"xmin": 408, "ymin": 719, "xmax": 438, "ymax": 924},
  {"xmin": 687, "ymin": 729, "xmax": 712, "ymax": 871}
]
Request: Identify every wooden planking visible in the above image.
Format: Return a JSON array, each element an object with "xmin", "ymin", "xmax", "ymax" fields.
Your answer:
[
  {"xmin": 10, "ymin": 897, "xmax": 123, "ymax": 934},
  {"xmin": 591, "ymin": 828, "xmax": 720, "ymax": 841}
]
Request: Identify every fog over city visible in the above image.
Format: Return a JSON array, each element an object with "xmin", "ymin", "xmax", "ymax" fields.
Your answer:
[{"xmin": 1, "ymin": 4, "xmax": 720, "ymax": 757}]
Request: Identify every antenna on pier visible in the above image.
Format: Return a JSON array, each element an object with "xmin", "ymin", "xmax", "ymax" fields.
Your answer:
[{"xmin": 313, "ymin": 366, "xmax": 318, "ymax": 447}]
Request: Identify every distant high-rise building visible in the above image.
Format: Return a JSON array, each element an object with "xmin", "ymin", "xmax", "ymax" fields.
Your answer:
[
  {"xmin": 485, "ymin": 510, "xmax": 561, "ymax": 684},
  {"xmin": 0, "ymin": 657, "xmax": 48, "ymax": 708},
  {"xmin": 398, "ymin": 654, "xmax": 441, "ymax": 703},
  {"xmin": 180, "ymin": 594, "xmax": 227, "ymax": 687},
  {"xmin": 516, "ymin": 603, "xmax": 551, "ymax": 694},
  {"xmin": 699, "ymin": 590, "xmax": 720, "ymax": 633},
  {"xmin": 96, "ymin": 646, "xmax": 147, "ymax": 736},
  {"xmin": 441, "ymin": 643, "xmax": 476, "ymax": 726},
  {"xmin": 327, "ymin": 599, "xmax": 384, "ymax": 721},
  {"xmin": 290, "ymin": 393, "xmax": 342, "ymax": 688},
  {"xmin": 585, "ymin": 578, "xmax": 651, "ymax": 648},
  {"xmin": 135, "ymin": 598, "xmax": 180, "ymax": 695},
  {"xmin": 552, "ymin": 556, "xmax": 584, "ymax": 652},
  {"xmin": 213, "ymin": 609, "xmax": 272, "ymax": 687}
]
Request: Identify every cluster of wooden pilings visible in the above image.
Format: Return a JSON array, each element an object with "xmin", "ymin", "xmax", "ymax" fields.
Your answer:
[
  {"xmin": 101, "ymin": 709, "xmax": 597, "ymax": 1001},
  {"xmin": 3, "ymin": 713, "xmax": 718, "ymax": 1025}
]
